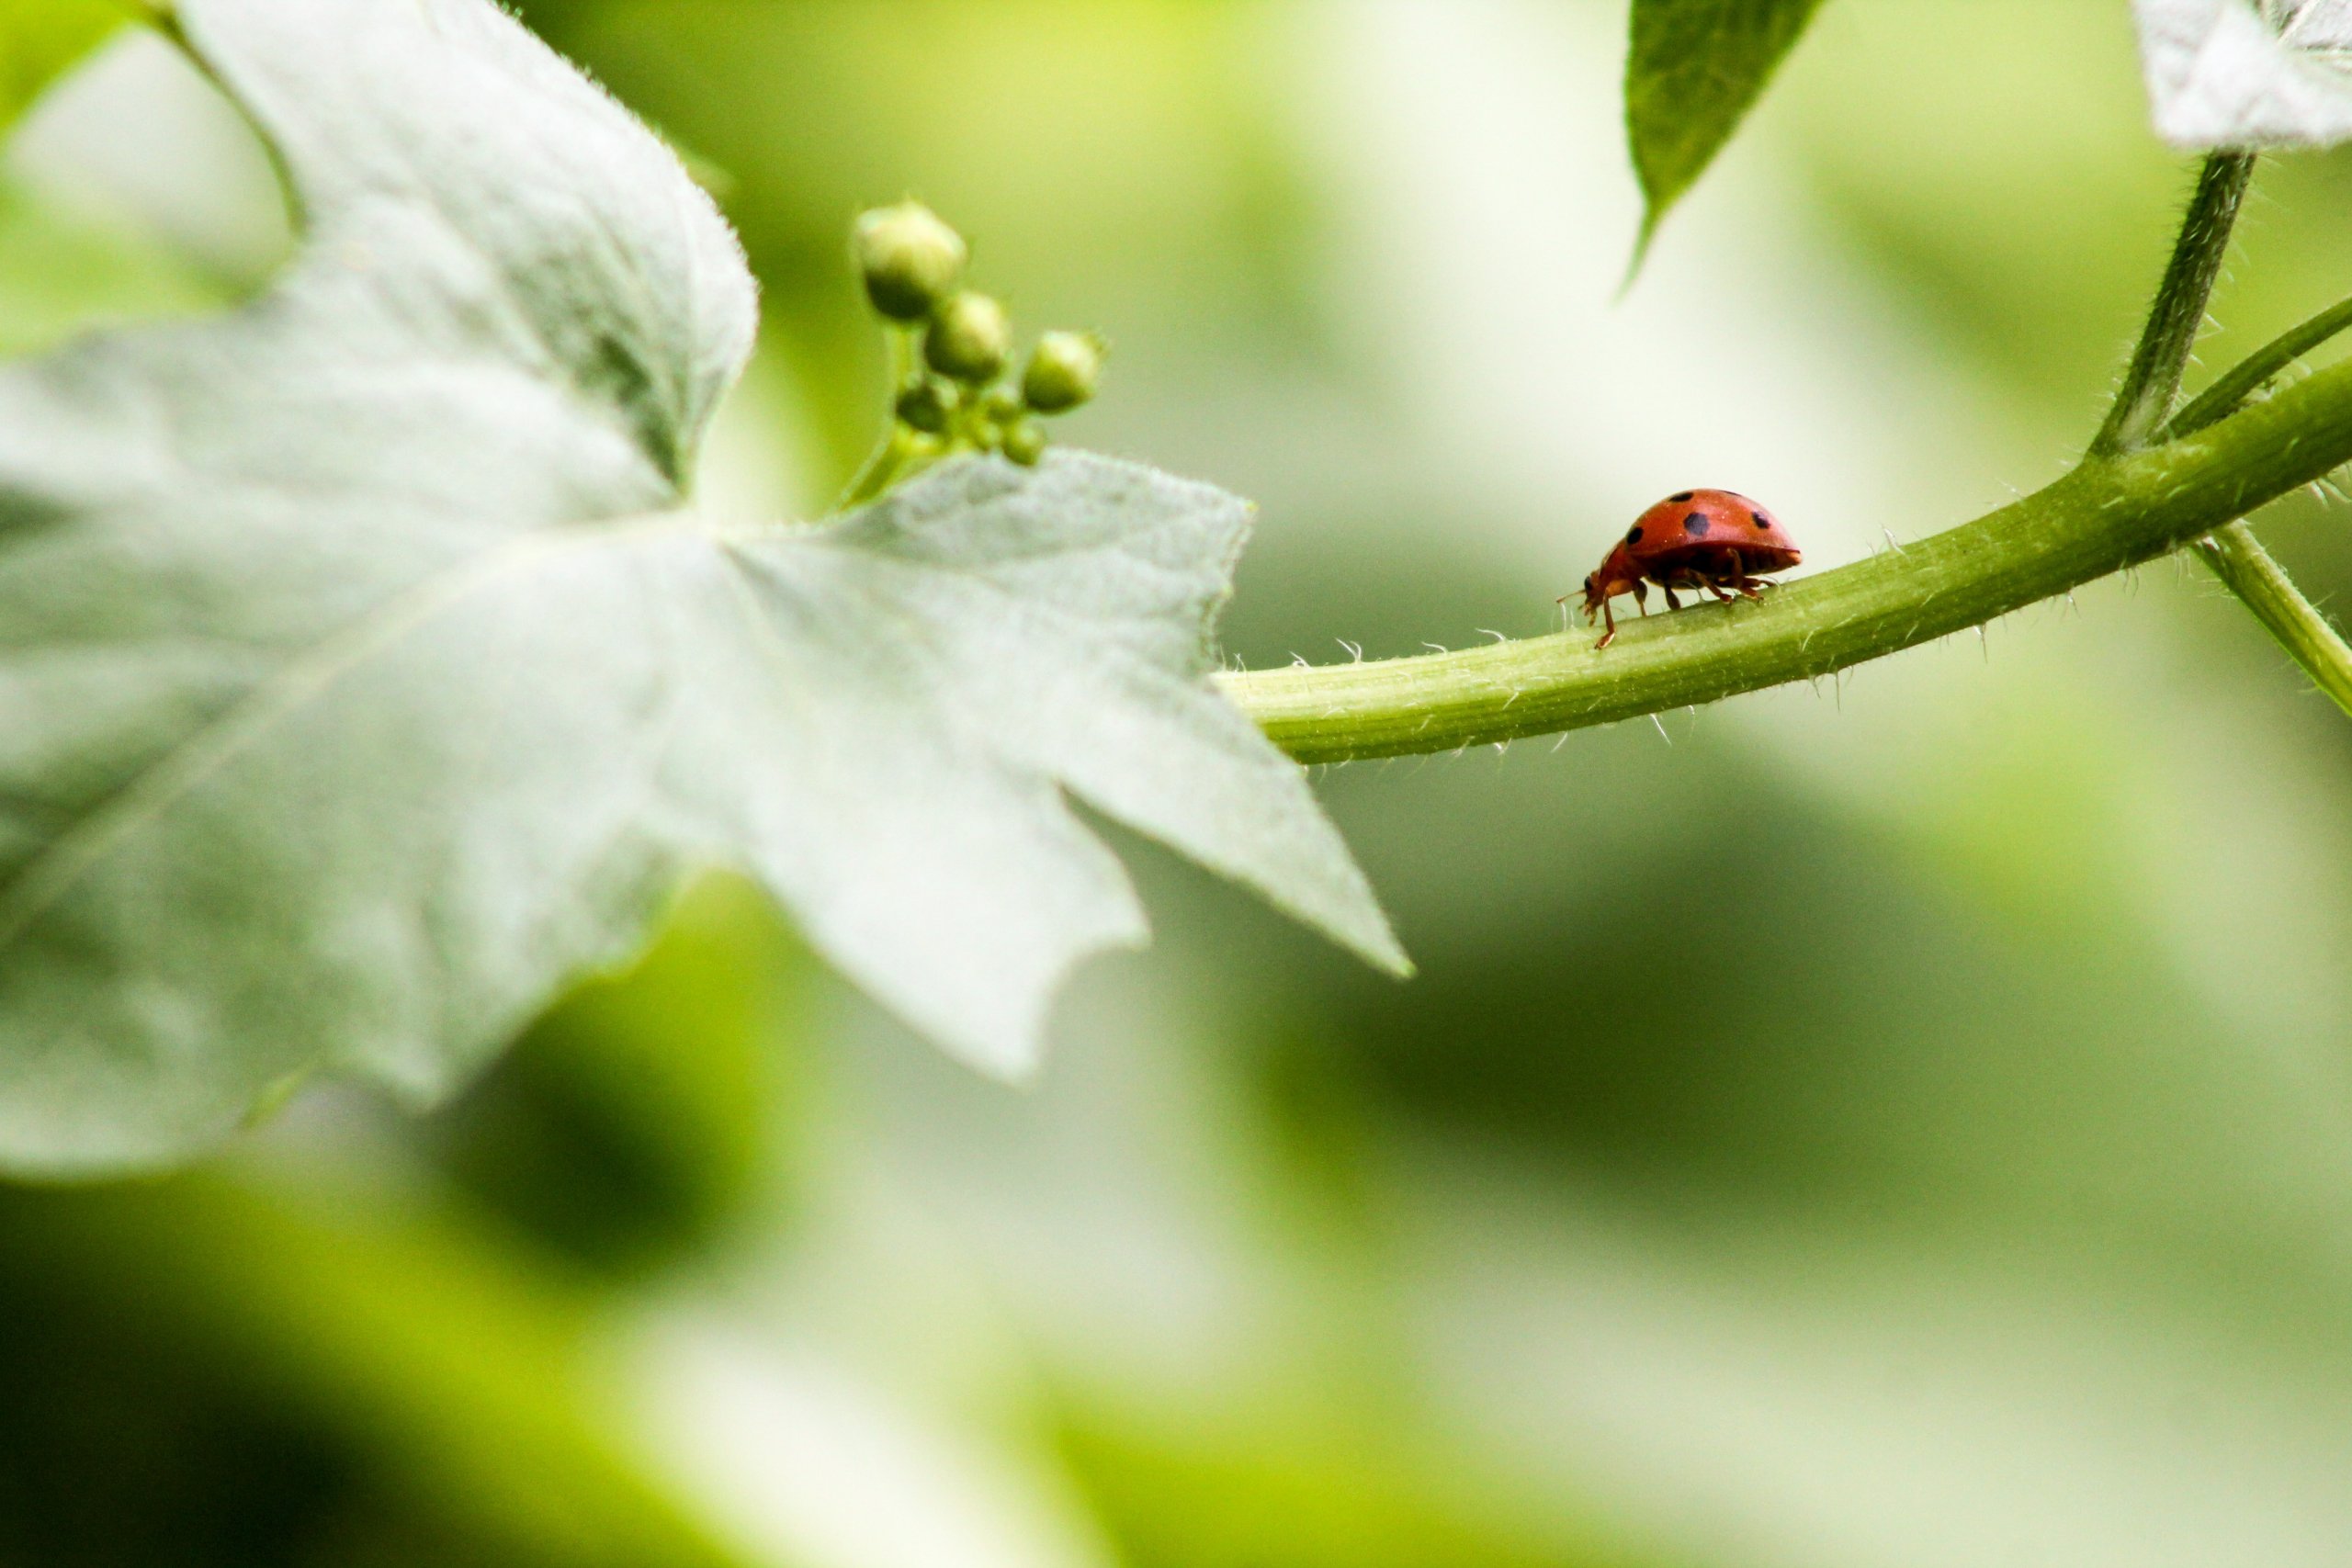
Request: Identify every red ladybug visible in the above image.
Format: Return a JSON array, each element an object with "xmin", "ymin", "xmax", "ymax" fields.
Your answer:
[{"xmin": 1566, "ymin": 488, "xmax": 1800, "ymax": 649}]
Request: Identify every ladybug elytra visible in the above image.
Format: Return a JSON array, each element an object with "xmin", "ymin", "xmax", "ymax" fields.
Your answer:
[{"xmin": 1565, "ymin": 488, "xmax": 1801, "ymax": 649}]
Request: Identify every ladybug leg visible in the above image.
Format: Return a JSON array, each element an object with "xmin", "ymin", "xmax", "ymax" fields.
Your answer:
[
  {"xmin": 1724, "ymin": 548, "xmax": 1763, "ymax": 601},
  {"xmin": 1696, "ymin": 561, "xmax": 1740, "ymax": 604},
  {"xmin": 1660, "ymin": 582, "xmax": 1682, "ymax": 613},
  {"xmin": 1633, "ymin": 580, "xmax": 1650, "ymax": 616},
  {"xmin": 1605, "ymin": 595, "xmax": 1620, "ymax": 643}
]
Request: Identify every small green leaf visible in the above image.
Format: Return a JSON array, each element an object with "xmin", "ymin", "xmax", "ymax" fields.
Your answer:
[
  {"xmin": 2134, "ymin": 0, "xmax": 2352, "ymax": 147},
  {"xmin": 0, "ymin": 0, "xmax": 122, "ymax": 135},
  {"xmin": 1624, "ymin": 0, "xmax": 1826, "ymax": 264},
  {"xmin": 0, "ymin": 0, "xmax": 1403, "ymax": 1176}
]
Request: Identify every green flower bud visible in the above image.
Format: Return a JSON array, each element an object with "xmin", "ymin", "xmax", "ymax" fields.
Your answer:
[
  {"xmin": 852, "ymin": 202, "xmax": 967, "ymax": 321},
  {"xmin": 1001, "ymin": 419, "xmax": 1046, "ymax": 467},
  {"xmin": 923, "ymin": 291, "xmax": 1012, "ymax": 384},
  {"xmin": 894, "ymin": 378, "xmax": 956, "ymax": 434},
  {"xmin": 1021, "ymin": 330, "xmax": 1104, "ymax": 414},
  {"xmin": 978, "ymin": 385, "xmax": 1024, "ymax": 426}
]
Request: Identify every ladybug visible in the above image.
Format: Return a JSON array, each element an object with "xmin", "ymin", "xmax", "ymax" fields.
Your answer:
[{"xmin": 1566, "ymin": 488, "xmax": 1800, "ymax": 649}]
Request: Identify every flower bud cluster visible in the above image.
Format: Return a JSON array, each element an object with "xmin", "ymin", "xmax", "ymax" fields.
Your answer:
[{"xmin": 852, "ymin": 202, "xmax": 1102, "ymax": 468}]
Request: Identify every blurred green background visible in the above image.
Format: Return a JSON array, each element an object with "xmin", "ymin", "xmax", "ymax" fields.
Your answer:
[{"xmin": 7, "ymin": 2, "xmax": 2352, "ymax": 1564}]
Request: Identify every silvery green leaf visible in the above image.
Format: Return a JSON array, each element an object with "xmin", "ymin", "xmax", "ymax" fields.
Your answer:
[
  {"xmin": 2134, "ymin": 0, "xmax": 2352, "ymax": 147},
  {"xmin": 1623, "ymin": 0, "xmax": 1828, "ymax": 263},
  {"xmin": 0, "ymin": 0, "xmax": 1403, "ymax": 1175}
]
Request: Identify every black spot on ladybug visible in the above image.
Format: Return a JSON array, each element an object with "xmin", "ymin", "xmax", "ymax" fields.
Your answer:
[
  {"xmin": 1683, "ymin": 513, "xmax": 1711, "ymax": 536},
  {"xmin": 1751, "ymin": 512, "xmax": 1770, "ymax": 529},
  {"xmin": 1669, "ymin": 491, "xmax": 1693, "ymax": 502},
  {"xmin": 1627, "ymin": 525, "xmax": 1645, "ymax": 543}
]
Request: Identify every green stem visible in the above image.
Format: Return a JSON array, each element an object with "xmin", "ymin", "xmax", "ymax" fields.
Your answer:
[
  {"xmin": 838, "ymin": 325, "xmax": 920, "ymax": 509},
  {"xmin": 2163, "ymin": 292, "xmax": 2352, "ymax": 441},
  {"xmin": 2168, "ymin": 285, "xmax": 2352, "ymax": 717},
  {"xmin": 2091, "ymin": 152, "xmax": 2256, "ymax": 457},
  {"xmin": 2192, "ymin": 521, "xmax": 2352, "ymax": 717},
  {"xmin": 1217, "ymin": 351, "xmax": 2352, "ymax": 763},
  {"xmin": 839, "ymin": 425, "xmax": 922, "ymax": 509},
  {"xmin": 2098, "ymin": 151, "xmax": 2352, "ymax": 719}
]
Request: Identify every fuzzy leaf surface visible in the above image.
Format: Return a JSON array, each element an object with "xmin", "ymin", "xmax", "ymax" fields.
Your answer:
[
  {"xmin": 1624, "ymin": 0, "xmax": 1826, "ymax": 260},
  {"xmin": 2134, "ymin": 0, "xmax": 2352, "ymax": 146},
  {"xmin": 0, "ymin": 0, "xmax": 1402, "ymax": 1175}
]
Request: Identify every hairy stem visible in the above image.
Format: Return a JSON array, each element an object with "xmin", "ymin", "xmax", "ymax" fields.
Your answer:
[
  {"xmin": 2164, "ymin": 292, "xmax": 2352, "ymax": 441},
  {"xmin": 2169, "ymin": 288, "xmax": 2352, "ymax": 706},
  {"xmin": 2192, "ymin": 521, "xmax": 2352, "ymax": 717},
  {"xmin": 2092, "ymin": 152, "xmax": 2256, "ymax": 457},
  {"xmin": 1218, "ymin": 351, "xmax": 2352, "ymax": 763},
  {"xmin": 2101, "ymin": 152, "xmax": 2352, "ymax": 714}
]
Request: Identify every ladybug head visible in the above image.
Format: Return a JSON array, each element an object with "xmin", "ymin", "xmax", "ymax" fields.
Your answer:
[{"xmin": 1578, "ymin": 571, "xmax": 1602, "ymax": 620}]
